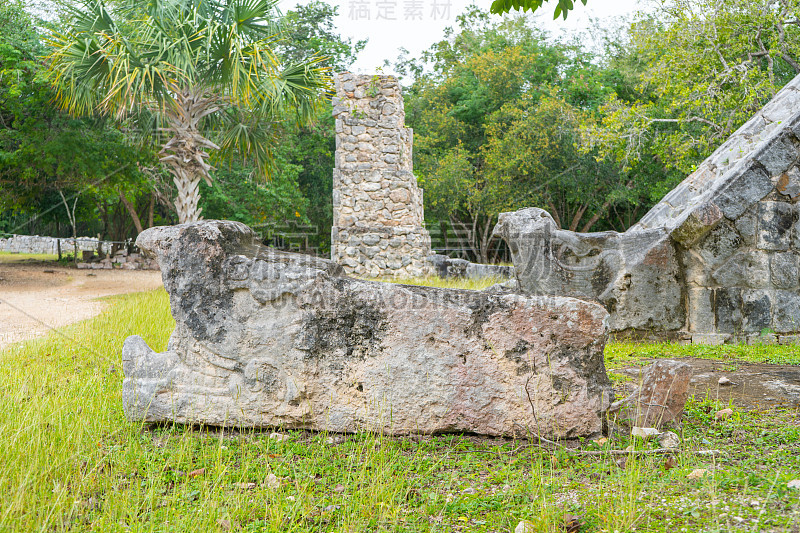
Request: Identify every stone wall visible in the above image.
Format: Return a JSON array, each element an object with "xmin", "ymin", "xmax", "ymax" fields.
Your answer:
[
  {"xmin": 331, "ymin": 73, "xmax": 432, "ymax": 278},
  {"xmin": 0, "ymin": 234, "xmax": 112, "ymax": 255},
  {"xmin": 0, "ymin": 233, "xmax": 158, "ymax": 270},
  {"xmin": 495, "ymin": 73, "xmax": 800, "ymax": 344}
]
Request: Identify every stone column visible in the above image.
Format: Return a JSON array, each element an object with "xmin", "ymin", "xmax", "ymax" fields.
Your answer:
[{"xmin": 331, "ymin": 73, "xmax": 432, "ymax": 278}]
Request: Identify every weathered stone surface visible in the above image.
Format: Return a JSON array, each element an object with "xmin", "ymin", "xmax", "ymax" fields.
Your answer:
[
  {"xmin": 691, "ymin": 333, "xmax": 731, "ymax": 345},
  {"xmin": 711, "ymin": 251, "xmax": 770, "ymax": 288},
  {"xmin": 493, "ymin": 208, "xmax": 684, "ymax": 333},
  {"xmin": 712, "ymin": 162, "xmax": 774, "ymax": 223},
  {"xmin": 712, "ymin": 288, "xmax": 773, "ymax": 335},
  {"xmin": 770, "ymin": 252, "xmax": 799, "ymax": 289},
  {"xmin": 494, "ymin": 76, "xmax": 800, "ymax": 338},
  {"xmin": 756, "ymin": 201, "xmax": 795, "ymax": 251},
  {"xmin": 607, "ymin": 360, "xmax": 692, "ymax": 429},
  {"xmin": 122, "ymin": 220, "xmax": 613, "ymax": 437},
  {"xmin": 772, "ymin": 290, "xmax": 800, "ymax": 332},
  {"xmin": 686, "ymin": 288, "xmax": 714, "ymax": 333},
  {"xmin": 775, "ymin": 165, "xmax": 800, "ymax": 200},
  {"xmin": 735, "ymin": 207, "xmax": 758, "ymax": 245},
  {"xmin": 331, "ymin": 73, "xmax": 432, "ymax": 278},
  {"xmin": 755, "ymin": 132, "xmax": 798, "ymax": 177},
  {"xmin": 671, "ymin": 202, "xmax": 723, "ymax": 247}
]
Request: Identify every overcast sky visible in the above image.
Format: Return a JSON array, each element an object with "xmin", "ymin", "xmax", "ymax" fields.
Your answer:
[{"xmin": 277, "ymin": 0, "xmax": 647, "ymax": 74}]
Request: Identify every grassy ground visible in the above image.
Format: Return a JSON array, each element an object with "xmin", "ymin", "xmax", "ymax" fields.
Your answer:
[
  {"xmin": 1, "ymin": 288, "xmax": 799, "ymax": 532},
  {"xmin": 0, "ymin": 251, "xmax": 60, "ymax": 263},
  {"xmin": 606, "ymin": 340, "xmax": 800, "ymax": 368},
  {"xmin": 368, "ymin": 275, "xmax": 506, "ymax": 291}
]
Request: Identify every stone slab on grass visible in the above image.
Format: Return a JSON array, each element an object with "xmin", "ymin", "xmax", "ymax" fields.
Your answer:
[{"xmin": 122, "ymin": 220, "xmax": 614, "ymax": 438}]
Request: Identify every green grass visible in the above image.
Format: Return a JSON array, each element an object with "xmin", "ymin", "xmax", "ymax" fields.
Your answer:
[
  {"xmin": 0, "ymin": 251, "xmax": 60, "ymax": 263},
  {"xmin": 1, "ymin": 289, "xmax": 799, "ymax": 532},
  {"xmin": 370, "ymin": 275, "xmax": 507, "ymax": 291},
  {"xmin": 605, "ymin": 340, "xmax": 800, "ymax": 369}
]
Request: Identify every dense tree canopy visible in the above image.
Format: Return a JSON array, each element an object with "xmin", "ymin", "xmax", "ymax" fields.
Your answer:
[
  {"xmin": 590, "ymin": 0, "xmax": 800, "ymax": 175},
  {"xmin": 47, "ymin": 0, "xmax": 329, "ymax": 223},
  {"xmin": 398, "ymin": 9, "xmax": 661, "ymax": 261},
  {"xmin": 0, "ymin": 0, "xmax": 156, "ymax": 243},
  {"xmin": 5, "ymin": 0, "xmax": 800, "ymax": 265}
]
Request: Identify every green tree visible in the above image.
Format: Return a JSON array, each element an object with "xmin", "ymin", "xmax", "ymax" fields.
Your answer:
[
  {"xmin": 590, "ymin": 0, "xmax": 800, "ymax": 175},
  {"xmin": 490, "ymin": 0, "xmax": 587, "ymax": 19},
  {"xmin": 482, "ymin": 92, "xmax": 628, "ymax": 233},
  {"xmin": 402, "ymin": 10, "xmax": 639, "ymax": 261},
  {"xmin": 47, "ymin": 0, "xmax": 330, "ymax": 224},
  {"xmin": 199, "ymin": 159, "xmax": 309, "ymax": 229},
  {"xmin": 1, "ymin": 0, "xmax": 154, "ymax": 245},
  {"xmin": 279, "ymin": 1, "xmax": 366, "ymax": 72}
]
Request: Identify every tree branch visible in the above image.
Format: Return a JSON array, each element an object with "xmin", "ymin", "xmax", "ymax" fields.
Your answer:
[{"xmin": 119, "ymin": 191, "xmax": 144, "ymax": 234}]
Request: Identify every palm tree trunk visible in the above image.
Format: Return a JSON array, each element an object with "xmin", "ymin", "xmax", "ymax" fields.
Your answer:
[
  {"xmin": 159, "ymin": 87, "xmax": 220, "ymax": 224},
  {"xmin": 173, "ymin": 169, "xmax": 203, "ymax": 223}
]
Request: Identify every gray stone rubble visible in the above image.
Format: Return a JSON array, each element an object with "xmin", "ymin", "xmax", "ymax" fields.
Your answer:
[
  {"xmin": 122, "ymin": 220, "xmax": 613, "ymax": 437},
  {"xmin": 428, "ymin": 254, "xmax": 515, "ymax": 280},
  {"xmin": 76, "ymin": 249, "xmax": 159, "ymax": 270}
]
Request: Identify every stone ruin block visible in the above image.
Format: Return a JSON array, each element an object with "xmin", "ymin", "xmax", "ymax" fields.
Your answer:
[
  {"xmin": 122, "ymin": 220, "xmax": 613, "ymax": 438},
  {"xmin": 494, "ymin": 74, "xmax": 800, "ymax": 342},
  {"xmin": 331, "ymin": 73, "xmax": 432, "ymax": 278},
  {"xmin": 493, "ymin": 208, "xmax": 685, "ymax": 333}
]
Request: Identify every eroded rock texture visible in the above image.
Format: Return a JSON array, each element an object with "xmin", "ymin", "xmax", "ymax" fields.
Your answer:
[
  {"xmin": 495, "ymin": 74, "xmax": 800, "ymax": 343},
  {"xmin": 123, "ymin": 221, "xmax": 613, "ymax": 437}
]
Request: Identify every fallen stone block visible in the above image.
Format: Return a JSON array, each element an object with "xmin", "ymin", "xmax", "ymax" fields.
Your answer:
[
  {"xmin": 607, "ymin": 360, "xmax": 692, "ymax": 429},
  {"xmin": 122, "ymin": 220, "xmax": 614, "ymax": 438}
]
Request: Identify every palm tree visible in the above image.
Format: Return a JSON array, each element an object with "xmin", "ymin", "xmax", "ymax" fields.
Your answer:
[{"xmin": 47, "ymin": 0, "xmax": 329, "ymax": 223}]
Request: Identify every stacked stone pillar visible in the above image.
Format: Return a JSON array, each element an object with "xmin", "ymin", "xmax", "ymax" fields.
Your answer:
[{"xmin": 331, "ymin": 73, "xmax": 432, "ymax": 278}]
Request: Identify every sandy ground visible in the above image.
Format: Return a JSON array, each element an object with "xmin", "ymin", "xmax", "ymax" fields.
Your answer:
[{"xmin": 0, "ymin": 260, "xmax": 163, "ymax": 349}]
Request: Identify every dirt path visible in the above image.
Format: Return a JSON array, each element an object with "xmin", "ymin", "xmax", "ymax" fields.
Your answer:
[
  {"xmin": 615, "ymin": 357, "xmax": 800, "ymax": 409},
  {"xmin": 0, "ymin": 261, "xmax": 163, "ymax": 349}
]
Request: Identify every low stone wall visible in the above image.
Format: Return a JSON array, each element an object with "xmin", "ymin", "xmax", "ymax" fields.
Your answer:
[
  {"xmin": 0, "ymin": 234, "xmax": 112, "ymax": 255},
  {"xmin": 428, "ymin": 254, "xmax": 515, "ymax": 280},
  {"xmin": 0, "ymin": 233, "xmax": 158, "ymax": 270}
]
